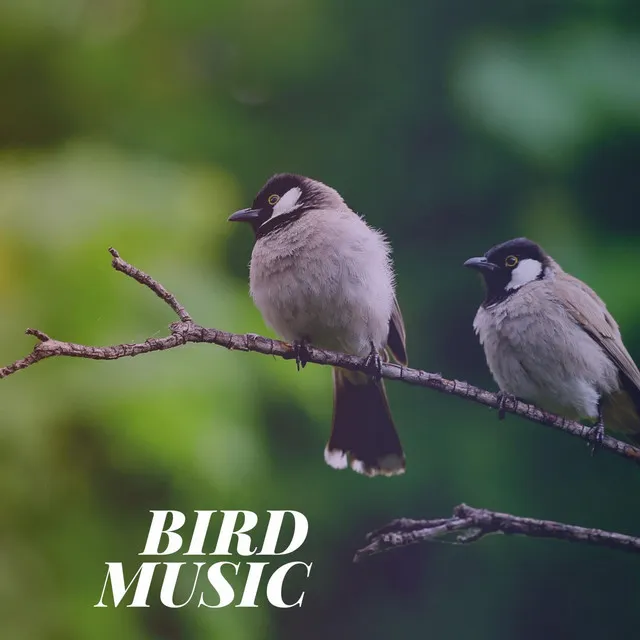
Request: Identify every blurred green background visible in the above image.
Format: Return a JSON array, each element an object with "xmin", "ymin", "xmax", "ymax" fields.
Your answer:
[{"xmin": 1, "ymin": 0, "xmax": 640, "ymax": 638}]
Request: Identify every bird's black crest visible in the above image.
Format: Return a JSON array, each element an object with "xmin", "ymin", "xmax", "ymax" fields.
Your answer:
[
  {"xmin": 252, "ymin": 173, "xmax": 305, "ymax": 211},
  {"xmin": 485, "ymin": 237, "xmax": 548, "ymax": 266}
]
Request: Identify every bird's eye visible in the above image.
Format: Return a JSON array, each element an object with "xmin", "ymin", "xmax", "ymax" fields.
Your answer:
[
  {"xmin": 267, "ymin": 194, "xmax": 280, "ymax": 206},
  {"xmin": 505, "ymin": 255, "xmax": 519, "ymax": 268}
]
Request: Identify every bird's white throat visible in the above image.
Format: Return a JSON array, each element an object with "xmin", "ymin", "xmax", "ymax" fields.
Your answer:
[
  {"xmin": 271, "ymin": 187, "xmax": 302, "ymax": 219},
  {"xmin": 506, "ymin": 258, "xmax": 543, "ymax": 290}
]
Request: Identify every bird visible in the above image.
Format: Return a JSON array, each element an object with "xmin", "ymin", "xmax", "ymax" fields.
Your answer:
[
  {"xmin": 464, "ymin": 237, "xmax": 640, "ymax": 448},
  {"xmin": 228, "ymin": 173, "xmax": 407, "ymax": 476}
]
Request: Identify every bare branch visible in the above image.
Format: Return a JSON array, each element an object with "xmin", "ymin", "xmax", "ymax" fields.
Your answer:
[
  {"xmin": 354, "ymin": 503, "xmax": 640, "ymax": 561},
  {"xmin": 109, "ymin": 247, "xmax": 192, "ymax": 322},
  {"xmin": 2, "ymin": 248, "xmax": 639, "ymax": 467}
]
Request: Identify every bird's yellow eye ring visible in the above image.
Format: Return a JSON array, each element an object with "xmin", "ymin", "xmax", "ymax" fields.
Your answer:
[
  {"xmin": 267, "ymin": 194, "xmax": 280, "ymax": 206},
  {"xmin": 505, "ymin": 255, "xmax": 519, "ymax": 268}
]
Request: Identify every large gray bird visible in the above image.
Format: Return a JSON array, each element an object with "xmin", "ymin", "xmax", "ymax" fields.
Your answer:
[
  {"xmin": 465, "ymin": 237, "xmax": 640, "ymax": 447},
  {"xmin": 228, "ymin": 173, "xmax": 407, "ymax": 476}
]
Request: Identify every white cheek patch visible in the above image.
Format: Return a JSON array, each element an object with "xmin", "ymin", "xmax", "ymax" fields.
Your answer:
[
  {"xmin": 271, "ymin": 187, "xmax": 302, "ymax": 219},
  {"xmin": 506, "ymin": 258, "xmax": 543, "ymax": 290}
]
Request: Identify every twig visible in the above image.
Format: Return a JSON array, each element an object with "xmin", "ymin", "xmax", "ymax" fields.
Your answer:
[
  {"xmin": 1, "ymin": 248, "xmax": 639, "ymax": 466},
  {"xmin": 109, "ymin": 248, "xmax": 192, "ymax": 322},
  {"xmin": 354, "ymin": 503, "xmax": 640, "ymax": 561}
]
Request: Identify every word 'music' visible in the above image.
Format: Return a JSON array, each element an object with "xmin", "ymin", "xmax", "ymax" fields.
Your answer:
[{"xmin": 95, "ymin": 510, "xmax": 311, "ymax": 609}]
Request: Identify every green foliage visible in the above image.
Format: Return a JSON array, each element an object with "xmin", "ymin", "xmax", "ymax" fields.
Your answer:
[{"xmin": 0, "ymin": 1, "xmax": 639, "ymax": 638}]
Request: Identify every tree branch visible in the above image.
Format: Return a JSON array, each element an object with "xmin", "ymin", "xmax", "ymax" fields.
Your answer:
[
  {"xmin": 2, "ymin": 248, "xmax": 639, "ymax": 467},
  {"xmin": 354, "ymin": 503, "xmax": 640, "ymax": 561}
]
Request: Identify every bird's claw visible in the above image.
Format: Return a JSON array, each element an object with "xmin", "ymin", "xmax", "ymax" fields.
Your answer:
[
  {"xmin": 588, "ymin": 421, "xmax": 605, "ymax": 456},
  {"xmin": 363, "ymin": 344, "xmax": 383, "ymax": 381},
  {"xmin": 588, "ymin": 401, "xmax": 606, "ymax": 456},
  {"xmin": 292, "ymin": 339, "xmax": 311, "ymax": 371},
  {"xmin": 496, "ymin": 391, "xmax": 517, "ymax": 421}
]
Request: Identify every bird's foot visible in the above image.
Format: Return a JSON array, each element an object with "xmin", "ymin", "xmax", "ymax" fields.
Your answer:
[
  {"xmin": 588, "ymin": 421, "xmax": 605, "ymax": 456},
  {"xmin": 496, "ymin": 391, "xmax": 517, "ymax": 421},
  {"xmin": 363, "ymin": 343, "xmax": 383, "ymax": 381},
  {"xmin": 292, "ymin": 339, "xmax": 311, "ymax": 371},
  {"xmin": 588, "ymin": 401, "xmax": 605, "ymax": 456}
]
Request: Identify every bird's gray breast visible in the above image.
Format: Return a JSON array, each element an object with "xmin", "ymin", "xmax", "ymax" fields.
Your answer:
[
  {"xmin": 474, "ymin": 281, "xmax": 619, "ymax": 418},
  {"xmin": 249, "ymin": 210, "xmax": 394, "ymax": 356}
]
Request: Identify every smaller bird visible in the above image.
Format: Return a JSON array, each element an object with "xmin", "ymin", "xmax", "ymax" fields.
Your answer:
[
  {"xmin": 464, "ymin": 237, "xmax": 640, "ymax": 448},
  {"xmin": 228, "ymin": 173, "xmax": 407, "ymax": 476}
]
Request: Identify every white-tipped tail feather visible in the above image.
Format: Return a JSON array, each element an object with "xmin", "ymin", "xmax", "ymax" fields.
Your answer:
[
  {"xmin": 324, "ymin": 447, "xmax": 348, "ymax": 470},
  {"xmin": 326, "ymin": 368, "xmax": 405, "ymax": 477},
  {"xmin": 325, "ymin": 447, "xmax": 405, "ymax": 476}
]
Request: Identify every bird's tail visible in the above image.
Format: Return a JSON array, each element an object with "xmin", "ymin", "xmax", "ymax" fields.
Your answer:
[
  {"xmin": 324, "ymin": 368, "xmax": 405, "ymax": 476},
  {"xmin": 603, "ymin": 386, "xmax": 640, "ymax": 446}
]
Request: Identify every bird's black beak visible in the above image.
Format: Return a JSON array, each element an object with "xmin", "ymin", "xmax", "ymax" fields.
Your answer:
[
  {"xmin": 464, "ymin": 256, "xmax": 498, "ymax": 272},
  {"xmin": 228, "ymin": 208, "xmax": 263, "ymax": 223}
]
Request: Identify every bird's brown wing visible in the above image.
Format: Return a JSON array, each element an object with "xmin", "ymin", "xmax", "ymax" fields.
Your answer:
[
  {"xmin": 386, "ymin": 294, "xmax": 408, "ymax": 365},
  {"xmin": 557, "ymin": 273, "xmax": 640, "ymax": 391},
  {"xmin": 555, "ymin": 273, "xmax": 640, "ymax": 436}
]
